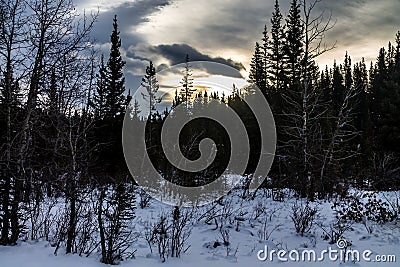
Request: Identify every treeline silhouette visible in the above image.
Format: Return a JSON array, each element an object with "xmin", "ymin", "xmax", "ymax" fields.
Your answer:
[{"xmin": 247, "ymin": 0, "xmax": 400, "ymax": 199}]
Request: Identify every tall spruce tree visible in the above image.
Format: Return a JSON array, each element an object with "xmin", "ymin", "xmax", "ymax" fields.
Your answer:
[
  {"xmin": 132, "ymin": 98, "xmax": 141, "ymax": 119},
  {"xmin": 90, "ymin": 15, "xmax": 128, "ymax": 178},
  {"xmin": 268, "ymin": 0, "xmax": 285, "ymax": 92},
  {"xmin": 92, "ymin": 55, "xmax": 108, "ymax": 119},
  {"xmin": 370, "ymin": 47, "xmax": 387, "ymax": 137},
  {"xmin": 284, "ymin": 0, "xmax": 304, "ymax": 90},
  {"xmin": 331, "ymin": 61, "xmax": 345, "ymax": 115},
  {"xmin": 278, "ymin": 0, "xmax": 307, "ymax": 197},
  {"xmin": 395, "ymin": 31, "xmax": 400, "ymax": 70},
  {"xmin": 344, "ymin": 51, "xmax": 353, "ymax": 91},
  {"xmin": 179, "ymin": 54, "xmax": 195, "ymax": 109},
  {"xmin": 249, "ymin": 42, "xmax": 266, "ymax": 92},
  {"xmin": 141, "ymin": 61, "xmax": 161, "ymax": 120},
  {"xmin": 105, "ymin": 15, "xmax": 127, "ymax": 119},
  {"xmin": 353, "ymin": 58, "xmax": 371, "ymax": 185},
  {"xmin": 261, "ymin": 25, "xmax": 269, "ymax": 94}
]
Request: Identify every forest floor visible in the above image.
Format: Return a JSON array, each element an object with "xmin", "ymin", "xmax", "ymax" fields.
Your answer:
[{"xmin": 0, "ymin": 188, "xmax": 399, "ymax": 267}]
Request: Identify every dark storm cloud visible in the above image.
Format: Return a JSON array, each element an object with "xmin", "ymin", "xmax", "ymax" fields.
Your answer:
[
  {"xmin": 148, "ymin": 44, "xmax": 245, "ymax": 71},
  {"xmin": 125, "ymin": 43, "xmax": 245, "ymax": 78},
  {"xmin": 89, "ymin": 0, "xmax": 173, "ymax": 44},
  {"xmin": 314, "ymin": 0, "xmax": 400, "ymax": 45},
  {"xmin": 183, "ymin": 0, "xmax": 398, "ymax": 58}
]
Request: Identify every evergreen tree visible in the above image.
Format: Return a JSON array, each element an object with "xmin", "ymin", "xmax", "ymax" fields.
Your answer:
[
  {"xmin": 386, "ymin": 42, "xmax": 395, "ymax": 69},
  {"xmin": 344, "ymin": 52, "xmax": 353, "ymax": 91},
  {"xmin": 277, "ymin": 0, "xmax": 307, "ymax": 197},
  {"xmin": 105, "ymin": 15, "xmax": 127, "ymax": 119},
  {"xmin": 47, "ymin": 69, "xmax": 58, "ymax": 115},
  {"xmin": 283, "ymin": 0, "xmax": 304, "ymax": 89},
  {"xmin": 92, "ymin": 55, "xmax": 108, "ymax": 119},
  {"xmin": 395, "ymin": 31, "xmax": 400, "ymax": 69},
  {"xmin": 98, "ymin": 183, "xmax": 136, "ymax": 264},
  {"xmin": 268, "ymin": 0, "xmax": 286, "ymax": 92},
  {"xmin": 179, "ymin": 54, "xmax": 195, "ymax": 109},
  {"xmin": 353, "ymin": 58, "xmax": 371, "ymax": 184},
  {"xmin": 132, "ymin": 98, "xmax": 141, "ymax": 119},
  {"xmin": 141, "ymin": 61, "xmax": 161, "ymax": 119},
  {"xmin": 90, "ymin": 15, "xmax": 129, "ymax": 179},
  {"xmin": 249, "ymin": 42, "xmax": 266, "ymax": 92},
  {"xmin": 261, "ymin": 25, "xmax": 269, "ymax": 94},
  {"xmin": 331, "ymin": 61, "xmax": 345, "ymax": 115},
  {"xmin": 371, "ymin": 43, "xmax": 400, "ymax": 153},
  {"xmin": 370, "ymin": 47, "xmax": 387, "ymax": 135},
  {"xmin": 172, "ymin": 89, "xmax": 182, "ymax": 108},
  {"xmin": 320, "ymin": 66, "xmax": 332, "ymax": 95}
]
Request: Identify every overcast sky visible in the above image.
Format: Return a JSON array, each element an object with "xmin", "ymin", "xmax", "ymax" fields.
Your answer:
[{"xmin": 75, "ymin": 0, "xmax": 400, "ymax": 91}]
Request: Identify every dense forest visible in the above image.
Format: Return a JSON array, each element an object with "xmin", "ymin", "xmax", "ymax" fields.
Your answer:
[
  {"xmin": 247, "ymin": 0, "xmax": 400, "ymax": 199},
  {"xmin": 0, "ymin": 0, "xmax": 399, "ymax": 264}
]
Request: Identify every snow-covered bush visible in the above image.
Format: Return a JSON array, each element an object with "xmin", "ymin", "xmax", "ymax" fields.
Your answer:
[
  {"xmin": 74, "ymin": 191, "xmax": 100, "ymax": 257},
  {"xmin": 251, "ymin": 200, "xmax": 266, "ymax": 221},
  {"xmin": 148, "ymin": 207, "xmax": 192, "ymax": 262},
  {"xmin": 332, "ymin": 192, "xmax": 396, "ymax": 224},
  {"xmin": 198, "ymin": 197, "xmax": 235, "ymax": 230},
  {"xmin": 291, "ymin": 201, "xmax": 318, "ymax": 236},
  {"xmin": 170, "ymin": 206, "xmax": 192, "ymax": 258},
  {"xmin": 153, "ymin": 214, "xmax": 169, "ymax": 262},
  {"xmin": 364, "ymin": 192, "xmax": 397, "ymax": 223},
  {"xmin": 255, "ymin": 206, "xmax": 280, "ymax": 241},
  {"xmin": 138, "ymin": 188, "xmax": 152, "ymax": 209},
  {"xmin": 219, "ymin": 226, "xmax": 230, "ymax": 246},
  {"xmin": 319, "ymin": 217, "xmax": 353, "ymax": 244},
  {"xmin": 332, "ymin": 193, "xmax": 364, "ymax": 223},
  {"xmin": 26, "ymin": 197, "xmax": 57, "ymax": 241},
  {"xmin": 52, "ymin": 189, "xmax": 100, "ymax": 257},
  {"xmin": 257, "ymin": 216, "xmax": 281, "ymax": 241}
]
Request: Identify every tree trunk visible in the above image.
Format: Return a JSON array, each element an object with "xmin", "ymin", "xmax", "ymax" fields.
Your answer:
[{"xmin": 98, "ymin": 188, "xmax": 107, "ymax": 263}]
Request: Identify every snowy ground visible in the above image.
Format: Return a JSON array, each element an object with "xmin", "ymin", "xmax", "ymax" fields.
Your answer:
[{"xmin": 0, "ymin": 188, "xmax": 399, "ymax": 267}]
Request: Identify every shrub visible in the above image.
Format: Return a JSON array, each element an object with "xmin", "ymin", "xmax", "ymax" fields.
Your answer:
[
  {"xmin": 291, "ymin": 201, "xmax": 318, "ymax": 236},
  {"xmin": 332, "ymin": 192, "xmax": 396, "ymax": 224}
]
